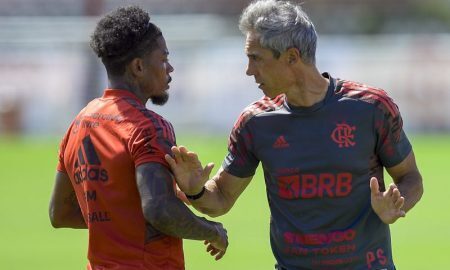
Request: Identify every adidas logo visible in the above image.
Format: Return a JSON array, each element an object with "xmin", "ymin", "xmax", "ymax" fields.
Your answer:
[
  {"xmin": 273, "ymin": 135, "xmax": 289, "ymax": 149},
  {"xmin": 73, "ymin": 135, "xmax": 109, "ymax": 184}
]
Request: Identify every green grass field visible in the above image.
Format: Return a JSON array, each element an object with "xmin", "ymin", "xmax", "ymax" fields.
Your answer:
[{"xmin": 0, "ymin": 134, "xmax": 448, "ymax": 269}]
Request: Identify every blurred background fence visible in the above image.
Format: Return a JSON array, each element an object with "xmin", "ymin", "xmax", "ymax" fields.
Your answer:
[{"xmin": 1, "ymin": 0, "xmax": 450, "ymax": 136}]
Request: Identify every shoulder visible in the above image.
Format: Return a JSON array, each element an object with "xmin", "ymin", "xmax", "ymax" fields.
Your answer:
[
  {"xmin": 123, "ymin": 97, "xmax": 172, "ymax": 127},
  {"xmin": 232, "ymin": 95, "xmax": 285, "ymax": 131},
  {"xmin": 336, "ymin": 79, "xmax": 400, "ymax": 118},
  {"xmin": 117, "ymin": 97, "xmax": 175, "ymax": 142}
]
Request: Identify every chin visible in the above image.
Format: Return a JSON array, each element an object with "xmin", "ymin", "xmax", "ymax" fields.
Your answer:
[
  {"xmin": 150, "ymin": 93, "xmax": 169, "ymax": 105},
  {"xmin": 264, "ymin": 88, "xmax": 285, "ymax": 99},
  {"xmin": 262, "ymin": 90, "xmax": 275, "ymax": 99}
]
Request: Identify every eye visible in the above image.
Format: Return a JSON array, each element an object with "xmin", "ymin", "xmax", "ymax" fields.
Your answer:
[{"xmin": 248, "ymin": 55, "xmax": 259, "ymax": 61}]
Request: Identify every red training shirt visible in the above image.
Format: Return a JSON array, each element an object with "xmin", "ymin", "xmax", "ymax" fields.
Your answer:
[{"xmin": 57, "ymin": 89, "xmax": 184, "ymax": 270}]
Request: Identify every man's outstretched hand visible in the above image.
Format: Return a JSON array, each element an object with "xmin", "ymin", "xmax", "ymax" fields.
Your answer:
[
  {"xmin": 370, "ymin": 177, "xmax": 405, "ymax": 224},
  {"xmin": 165, "ymin": 146, "xmax": 215, "ymax": 196}
]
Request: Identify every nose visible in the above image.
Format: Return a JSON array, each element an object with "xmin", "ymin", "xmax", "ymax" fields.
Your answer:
[
  {"xmin": 167, "ymin": 62, "xmax": 174, "ymax": 73},
  {"xmin": 246, "ymin": 61, "xmax": 255, "ymax": 77}
]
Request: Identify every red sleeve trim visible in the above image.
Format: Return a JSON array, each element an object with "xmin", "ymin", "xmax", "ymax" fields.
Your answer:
[{"xmin": 339, "ymin": 81, "xmax": 399, "ymax": 118}]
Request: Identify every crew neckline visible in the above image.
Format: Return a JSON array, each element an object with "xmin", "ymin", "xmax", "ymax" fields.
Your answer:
[{"xmin": 284, "ymin": 72, "xmax": 335, "ymax": 114}]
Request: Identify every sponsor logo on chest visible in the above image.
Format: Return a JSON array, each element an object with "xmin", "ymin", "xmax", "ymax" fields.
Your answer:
[{"xmin": 277, "ymin": 172, "xmax": 352, "ymax": 199}]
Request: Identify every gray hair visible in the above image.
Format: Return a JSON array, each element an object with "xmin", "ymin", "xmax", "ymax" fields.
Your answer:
[{"xmin": 239, "ymin": 0, "xmax": 317, "ymax": 64}]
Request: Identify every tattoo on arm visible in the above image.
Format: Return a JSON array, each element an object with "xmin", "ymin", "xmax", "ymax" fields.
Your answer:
[
  {"xmin": 50, "ymin": 171, "xmax": 87, "ymax": 229},
  {"xmin": 63, "ymin": 190, "xmax": 77, "ymax": 206},
  {"xmin": 137, "ymin": 163, "xmax": 219, "ymax": 241},
  {"xmin": 63, "ymin": 190, "xmax": 84, "ymax": 220}
]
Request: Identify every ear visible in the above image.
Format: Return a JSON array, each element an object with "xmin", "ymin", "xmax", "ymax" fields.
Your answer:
[
  {"xmin": 285, "ymin": 47, "xmax": 301, "ymax": 65},
  {"xmin": 128, "ymin": 58, "xmax": 145, "ymax": 77}
]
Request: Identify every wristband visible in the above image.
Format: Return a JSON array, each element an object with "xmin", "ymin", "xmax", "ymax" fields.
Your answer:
[{"xmin": 185, "ymin": 186, "xmax": 206, "ymax": 200}]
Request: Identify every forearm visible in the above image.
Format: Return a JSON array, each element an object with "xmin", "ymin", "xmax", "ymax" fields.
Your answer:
[
  {"xmin": 64, "ymin": 216, "xmax": 87, "ymax": 229},
  {"xmin": 49, "ymin": 190, "xmax": 87, "ymax": 229},
  {"xmin": 145, "ymin": 197, "xmax": 219, "ymax": 241},
  {"xmin": 50, "ymin": 208, "xmax": 87, "ymax": 229},
  {"xmin": 189, "ymin": 179, "xmax": 231, "ymax": 217},
  {"xmin": 165, "ymin": 148, "xmax": 252, "ymax": 217},
  {"xmin": 395, "ymin": 170, "xmax": 423, "ymax": 213},
  {"xmin": 137, "ymin": 162, "xmax": 220, "ymax": 241}
]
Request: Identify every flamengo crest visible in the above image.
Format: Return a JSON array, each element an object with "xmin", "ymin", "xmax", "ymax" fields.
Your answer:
[{"xmin": 331, "ymin": 123, "xmax": 356, "ymax": 148}]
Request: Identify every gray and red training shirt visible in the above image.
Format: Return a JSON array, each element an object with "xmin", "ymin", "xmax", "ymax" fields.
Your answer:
[{"xmin": 223, "ymin": 73, "xmax": 411, "ymax": 270}]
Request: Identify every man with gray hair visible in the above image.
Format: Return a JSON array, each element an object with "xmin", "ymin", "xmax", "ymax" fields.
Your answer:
[{"xmin": 166, "ymin": 0, "xmax": 423, "ymax": 269}]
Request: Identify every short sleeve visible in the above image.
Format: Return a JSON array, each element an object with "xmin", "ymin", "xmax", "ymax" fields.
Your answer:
[
  {"xmin": 56, "ymin": 122, "xmax": 74, "ymax": 173},
  {"xmin": 222, "ymin": 113, "xmax": 259, "ymax": 178},
  {"xmin": 129, "ymin": 117, "xmax": 176, "ymax": 168},
  {"xmin": 374, "ymin": 95, "xmax": 412, "ymax": 168}
]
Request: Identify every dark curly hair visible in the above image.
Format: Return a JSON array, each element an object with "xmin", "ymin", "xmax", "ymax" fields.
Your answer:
[{"xmin": 90, "ymin": 6, "xmax": 162, "ymax": 76}]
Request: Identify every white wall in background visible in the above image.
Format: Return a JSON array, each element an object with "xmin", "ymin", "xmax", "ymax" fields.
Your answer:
[{"xmin": 0, "ymin": 17, "xmax": 449, "ymax": 135}]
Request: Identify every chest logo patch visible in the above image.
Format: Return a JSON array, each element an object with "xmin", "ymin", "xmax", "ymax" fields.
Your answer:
[
  {"xmin": 331, "ymin": 123, "xmax": 356, "ymax": 148},
  {"xmin": 273, "ymin": 135, "xmax": 290, "ymax": 149}
]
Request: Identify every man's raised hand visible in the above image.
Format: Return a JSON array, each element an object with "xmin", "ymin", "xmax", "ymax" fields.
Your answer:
[
  {"xmin": 370, "ymin": 177, "xmax": 406, "ymax": 224},
  {"xmin": 165, "ymin": 145, "xmax": 215, "ymax": 196}
]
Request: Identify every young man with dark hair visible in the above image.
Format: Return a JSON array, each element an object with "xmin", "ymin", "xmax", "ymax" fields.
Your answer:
[
  {"xmin": 49, "ymin": 6, "xmax": 227, "ymax": 270},
  {"xmin": 166, "ymin": 0, "xmax": 423, "ymax": 269}
]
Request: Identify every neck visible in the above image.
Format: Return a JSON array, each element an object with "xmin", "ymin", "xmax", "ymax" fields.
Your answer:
[
  {"xmin": 285, "ymin": 65, "xmax": 329, "ymax": 107},
  {"xmin": 108, "ymin": 75, "xmax": 148, "ymax": 104}
]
